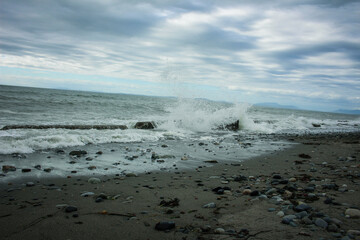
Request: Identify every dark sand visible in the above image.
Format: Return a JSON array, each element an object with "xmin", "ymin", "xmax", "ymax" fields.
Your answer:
[{"xmin": 0, "ymin": 133, "xmax": 359, "ymax": 239}]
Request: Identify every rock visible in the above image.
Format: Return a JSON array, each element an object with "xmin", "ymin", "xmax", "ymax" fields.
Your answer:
[
  {"xmin": 224, "ymin": 120, "xmax": 240, "ymax": 131},
  {"xmin": 268, "ymin": 208, "xmax": 276, "ymax": 212},
  {"xmin": 295, "ymin": 211, "xmax": 308, "ymax": 219},
  {"xmin": 331, "ymin": 218, "xmax": 342, "ymax": 226},
  {"xmin": 69, "ymin": 150, "xmax": 87, "ymax": 157},
  {"xmin": 312, "ymin": 123, "xmax": 321, "ymax": 127},
  {"xmin": 302, "ymin": 216, "xmax": 313, "ymax": 225},
  {"xmin": 155, "ymin": 221, "xmax": 175, "ymax": 231},
  {"xmin": 294, "ymin": 203, "xmax": 312, "ymax": 212},
  {"xmin": 134, "ymin": 122, "xmax": 156, "ymax": 129},
  {"xmin": 203, "ymin": 202, "xmax": 216, "ymax": 208},
  {"xmin": 43, "ymin": 168, "xmax": 52, "ymax": 173},
  {"xmin": 315, "ymin": 218, "xmax": 328, "ymax": 229},
  {"xmin": 214, "ymin": 228, "xmax": 225, "ymax": 234},
  {"xmin": 22, "ymin": 168, "xmax": 31, "ymax": 173},
  {"xmin": 88, "ymin": 177, "xmax": 101, "ymax": 184},
  {"xmin": 345, "ymin": 208, "xmax": 360, "ymax": 218},
  {"xmin": 2, "ymin": 165, "xmax": 16, "ymax": 172},
  {"xmin": 88, "ymin": 166, "xmax": 96, "ymax": 170},
  {"xmin": 65, "ymin": 206, "xmax": 78, "ymax": 213},
  {"xmin": 96, "ymin": 151, "xmax": 103, "ymax": 155}
]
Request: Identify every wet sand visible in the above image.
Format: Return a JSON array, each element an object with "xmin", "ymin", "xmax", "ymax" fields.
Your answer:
[{"xmin": 0, "ymin": 133, "xmax": 359, "ymax": 240}]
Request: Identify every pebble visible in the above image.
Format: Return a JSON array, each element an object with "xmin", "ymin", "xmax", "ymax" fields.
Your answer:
[
  {"xmin": 282, "ymin": 215, "xmax": 296, "ymax": 224},
  {"xmin": 314, "ymin": 218, "xmax": 328, "ymax": 229},
  {"xmin": 276, "ymin": 211, "xmax": 285, "ymax": 217},
  {"xmin": 203, "ymin": 202, "xmax": 216, "ymax": 208},
  {"xmin": 242, "ymin": 189, "xmax": 252, "ymax": 195},
  {"xmin": 65, "ymin": 206, "xmax": 78, "ymax": 213},
  {"xmin": 327, "ymin": 224, "xmax": 338, "ymax": 232},
  {"xmin": 214, "ymin": 228, "xmax": 225, "ymax": 234},
  {"xmin": 21, "ymin": 168, "xmax": 31, "ymax": 173},
  {"xmin": 294, "ymin": 203, "xmax": 312, "ymax": 212},
  {"xmin": 81, "ymin": 192, "xmax": 95, "ymax": 197},
  {"xmin": 345, "ymin": 208, "xmax": 360, "ymax": 218},
  {"xmin": 88, "ymin": 177, "xmax": 101, "ymax": 184},
  {"xmin": 295, "ymin": 211, "xmax": 308, "ymax": 219},
  {"xmin": 289, "ymin": 177, "xmax": 297, "ymax": 182},
  {"xmin": 268, "ymin": 208, "xmax": 276, "ymax": 212},
  {"xmin": 155, "ymin": 221, "xmax": 175, "ymax": 231}
]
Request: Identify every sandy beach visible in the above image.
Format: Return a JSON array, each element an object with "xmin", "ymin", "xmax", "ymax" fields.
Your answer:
[{"xmin": 1, "ymin": 132, "xmax": 359, "ymax": 240}]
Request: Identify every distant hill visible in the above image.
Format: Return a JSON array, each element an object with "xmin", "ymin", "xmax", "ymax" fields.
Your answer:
[
  {"xmin": 335, "ymin": 109, "xmax": 360, "ymax": 115},
  {"xmin": 255, "ymin": 102, "xmax": 299, "ymax": 110}
]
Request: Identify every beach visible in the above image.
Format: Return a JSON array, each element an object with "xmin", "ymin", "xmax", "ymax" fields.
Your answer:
[{"xmin": 1, "ymin": 132, "xmax": 359, "ymax": 240}]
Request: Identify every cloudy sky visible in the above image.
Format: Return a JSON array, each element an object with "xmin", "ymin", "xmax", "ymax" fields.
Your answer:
[{"xmin": 1, "ymin": 0, "xmax": 359, "ymax": 111}]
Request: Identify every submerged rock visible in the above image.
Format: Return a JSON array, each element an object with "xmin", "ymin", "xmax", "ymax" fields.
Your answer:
[
  {"xmin": 88, "ymin": 177, "xmax": 101, "ymax": 184},
  {"xmin": 2, "ymin": 165, "xmax": 16, "ymax": 172},
  {"xmin": 69, "ymin": 150, "xmax": 87, "ymax": 157}
]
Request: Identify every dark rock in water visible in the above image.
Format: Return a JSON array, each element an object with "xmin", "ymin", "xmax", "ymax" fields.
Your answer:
[
  {"xmin": 65, "ymin": 206, "xmax": 78, "ymax": 213},
  {"xmin": 155, "ymin": 221, "xmax": 175, "ymax": 231},
  {"xmin": 44, "ymin": 168, "xmax": 52, "ymax": 173},
  {"xmin": 218, "ymin": 120, "xmax": 240, "ymax": 131},
  {"xmin": 204, "ymin": 160, "xmax": 218, "ymax": 164},
  {"xmin": 96, "ymin": 151, "xmax": 103, "ymax": 155},
  {"xmin": 159, "ymin": 198, "xmax": 180, "ymax": 207},
  {"xmin": 69, "ymin": 150, "xmax": 87, "ymax": 157},
  {"xmin": 312, "ymin": 123, "xmax": 321, "ymax": 127},
  {"xmin": 298, "ymin": 153, "xmax": 311, "ymax": 159},
  {"xmin": 22, "ymin": 168, "xmax": 31, "ymax": 173},
  {"xmin": 2, "ymin": 165, "xmax": 16, "ymax": 172},
  {"xmin": 88, "ymin": 166, "xmax": 96, "ymax": 170},
  {"xmin": 85, "ymin": 157, "xmax": 93, "ymax": 161},
  {"xmin": 56, "ymin": 149, "xmax": 65, "ymax": 154},
  {"xmin": 34, "ymin": 165, "xmax": 41, "ymax": 170},
  {"xmin": 134, "ymin": 121, "xmax": 156, "ymax": 129}
]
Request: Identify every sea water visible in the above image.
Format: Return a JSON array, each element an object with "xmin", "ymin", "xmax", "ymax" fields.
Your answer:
[{"xmin": 0, "ymin": 85, "xmax": 359, "ymax": 181}]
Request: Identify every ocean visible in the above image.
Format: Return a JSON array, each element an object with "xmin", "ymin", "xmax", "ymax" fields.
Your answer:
[{"xmin": 0, "ymin": 85, "xmax": 359, "ymax": 181}]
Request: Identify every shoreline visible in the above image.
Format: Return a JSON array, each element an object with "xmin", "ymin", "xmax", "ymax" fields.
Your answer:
[{"xmin": 0, "ymin": 132, "xmax": 359, "ymax": 239}]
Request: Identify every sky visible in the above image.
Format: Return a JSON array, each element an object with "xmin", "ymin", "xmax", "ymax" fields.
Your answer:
[{"xmin": 0, "ymin": 0, "xmax": 360, "ymax": 112}]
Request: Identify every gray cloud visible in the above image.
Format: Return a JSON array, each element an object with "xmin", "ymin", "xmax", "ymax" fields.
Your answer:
[{"xmin": 0, "ymin": 0, "xmax": 359, "ymax": 111}]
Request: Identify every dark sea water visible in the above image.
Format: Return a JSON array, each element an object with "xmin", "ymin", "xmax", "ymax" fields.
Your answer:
[{"xmin": 0, "ymin": 85, "xmax": 359, "ymax": 181}]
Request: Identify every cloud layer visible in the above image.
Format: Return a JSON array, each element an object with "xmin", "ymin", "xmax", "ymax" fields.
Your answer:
[{"xmin": 1, "ymin": 0, "xmax": 359, "ymax": 111}]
